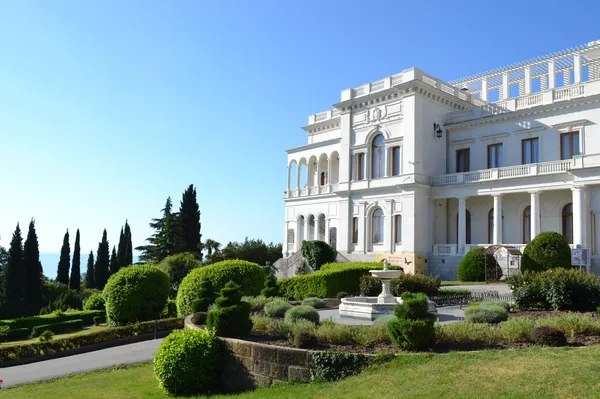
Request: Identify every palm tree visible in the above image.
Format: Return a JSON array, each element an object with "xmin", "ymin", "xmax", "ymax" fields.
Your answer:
[{"xmin": 204, "ymin": 239, "xmax": 221, "ymax": 256}]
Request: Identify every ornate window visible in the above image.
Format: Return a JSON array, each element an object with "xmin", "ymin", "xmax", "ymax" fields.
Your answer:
[
  {"xmin": 372, "ymin": 208, "xmax": 384, "ymax": 244},
  {"xmin": 523, "ymin": 206, "xmax": 531, "ymax": 244},
  {"xmin": 562, "ymin": 203, "xmax": 573, "ymax": 244},
  {"xmin": 371, "ymin": 134, "xmax": 385, "ymax": 179}
]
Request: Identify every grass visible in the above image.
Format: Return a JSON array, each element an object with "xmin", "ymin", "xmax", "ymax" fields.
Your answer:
[
  {"xmin": 441, "ymin": 281, "xmax": 508, "ymax": 286},
  {"xmin": 6, "ymin": 347, "xmax": 600, "ymax": 398},
  {"xmin": 0, "ymin": 325, "xmax": 109, "ymax": 348}
]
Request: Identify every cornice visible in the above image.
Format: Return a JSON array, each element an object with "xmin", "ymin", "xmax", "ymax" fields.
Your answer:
[
  {"xmin": 302, "ymin": 117, "xmax": 341, "ymax": 134},
  {"xmin": 286, "ymin": 138, "xmax": 341, "ymax": 154}
]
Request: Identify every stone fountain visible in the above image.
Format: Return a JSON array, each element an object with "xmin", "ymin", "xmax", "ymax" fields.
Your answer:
[{"xmin": 339, "ymin": 259, "xmax": 437, "ymax": 321}]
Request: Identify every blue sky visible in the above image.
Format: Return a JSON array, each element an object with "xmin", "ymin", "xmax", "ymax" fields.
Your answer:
[{"xmin": 0, "ymin": 0, "xmax": 598, "ymax": 267}]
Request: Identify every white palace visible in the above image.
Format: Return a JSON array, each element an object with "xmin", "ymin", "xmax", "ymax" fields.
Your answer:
[{"xmin": 279, "ymin": 40, "xmax": 600, "ymax": 279}]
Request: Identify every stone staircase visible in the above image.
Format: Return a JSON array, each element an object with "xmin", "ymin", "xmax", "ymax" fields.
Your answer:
[{"xmin": 273, "ymin": 242, "xmax": 350, "ymax": 279}]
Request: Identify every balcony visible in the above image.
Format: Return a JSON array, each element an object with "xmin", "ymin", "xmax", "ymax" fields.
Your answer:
[
  {"xmin": 286, "ymin": 183, "xmax": 339, "ymax": 198},
  {"xmin": 431, "ymin": 159, "xmax": 573, "ymax": 187}
]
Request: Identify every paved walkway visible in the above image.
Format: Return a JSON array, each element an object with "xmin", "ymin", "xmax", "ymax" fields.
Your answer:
[
  {"xmin": 1, "ymin": 338, "xmax": 164, "ymax": 388},
  {"xmin": 319, "ymin": 305, "xmax": 465, "ymax": 326}
]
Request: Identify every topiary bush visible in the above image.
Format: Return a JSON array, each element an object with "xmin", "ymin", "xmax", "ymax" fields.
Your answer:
[
  {"xmin": 285, "ymin": 305, "xmax": 320, "ymax": 325},
  {"xmin": 207, "ymin": 281, "xmax": 252, "ymax": 337},
  {"xmin": 263, "ymin": 299, "xmax": 292, "ymax": 318},
  {"xmin": 511, "ymin": 268, "xmax": 600, "ymax": 311},
  {"xmin": 388, "ymin": 293, "xmax": 435, "ymax": 351},
  {"xmin": 301, "ymin": 240, "xmax": 337, "ymax": 271},
  {"xmin": 390, "ymin": 274, "xmax": 441, "ymax": 297},
  {"xmin": 84, "ymin": 293, "xmax": 105, "ymax": 312},
  {"xmin": 153, "ymin": 328, "xmax": 221, "ymax": 396},
  {"xmin": 521, "ymin": 231, "xmax": 571, "ymax": 272},
  {"xmin": 261, "ymin": 274, "xmax": 279, "ymax": 298},
  {"xmin": 530, "ymin": 326, "xmax": 567, "ymax": 347},
  {"xmin": 162, "ymin": 300, "xmax": 178, "ymax": 318},
  {"xmin": 302, "ymin": 297, "xmax": 326, "ymax": 309},
  {"xmin": 156, "ymin": 253, "xmax": 201, "ymax": 296},
  {"xmin": 177, "ymin": 260, "xmax": 264, "ymax": 317},
  {"xmin": 456, "ymin": 247, "xmax": 502, "ymax": 282},
  {"xmin": 189, "ymin": 279, "xmax": 215, "ymax": 316},
  {"xmin": 294, "ymin": 330, "xmax": 318, "ymax": 349},
  {"xmin": 103, "ymin": 265, "xmax": 169, "ymax": 325},
  {"xmin": 360, "ymin": 276, "xmax": 382, "ymax": 296},
  {"xmin": 464, "ymin": 305, "xmax": 508, "ymax": 324}
]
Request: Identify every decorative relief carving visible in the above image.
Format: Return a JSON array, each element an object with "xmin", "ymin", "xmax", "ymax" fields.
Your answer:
[{"xmin": 353, "ymin": 101, "xmax": 402, "ymax": 128}]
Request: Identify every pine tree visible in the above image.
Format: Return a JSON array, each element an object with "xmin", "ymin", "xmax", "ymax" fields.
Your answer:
[
  {"xmin": 23, "ymin": 219, "xmax": 43, "ymax": 314},
  {"xmin": 177, "ymin": 184, "xmax": 202, "ymax": 260},
  {"xmin": 56, "ymin": 230, "xmax": 70, "ymax": 285},
  {"xmin": 5, "ymin": 224, "xmax": 24, "ymax": 305},
  {"xmin": 85, "ymin": 251, "xmax": 95, "ymax": 289},
  {"xmin": 136, "ymin": 197, "xmax": 175, "ymax": 263},
  {"xmin": 69, "ymin": 229, "xmax": 81, "ymax": 291},
  {"xmin": 94, "ymin": 229, "xmax": 110, "ymax": 289},
  {"xmin": 110, "ymin": 246, "xmax": 118, "ymax": 275}
]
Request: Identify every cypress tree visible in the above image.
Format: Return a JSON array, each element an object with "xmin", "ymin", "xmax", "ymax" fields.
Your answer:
[
  {"xmin": 5, "ymin": 224, "xmax": 24, "ymax": 305},
  {"xmin": 94, "ymin": 229, "xmax": 110, "ymax": 289},
  {"xmin": 69, "ymin": 229, "xmax": 81, "ymax": 291},
  {"xmin": 117, "ymin": 227, "xmax": 125, "ymax": 268},
  {"xmin": 110, "ymin": 246, "xmax": 118, "ymax": 275},
  {"xmin": 85, "ymin": 251, "xmax": 95, "ymax": 289},
  {"xmin": 23, "ymin": 219, "xmax": 43, "ymax": 314},
  {"xmin": 124, "ymin": 221, "xmax": 133, "ymax": 267},
  {"xmin": 56, "ymin": 230, "xmax": 70, "ymax": 285},
  {"xmin": 177, "ymin": 184, "xmax": 202, "ymax": 260}
]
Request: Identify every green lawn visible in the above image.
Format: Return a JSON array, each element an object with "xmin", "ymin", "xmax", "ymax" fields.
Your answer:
[
  {"xmin": 441, "ymin": 280, "xmax": 509, "ymax": 286},
  {"xmin": 6, "ymin": 347, "xmax": 600, "ymax": 398},
  {"xmin": 0, "ymin": 325, "xmax": 109, "ymax": 348}
]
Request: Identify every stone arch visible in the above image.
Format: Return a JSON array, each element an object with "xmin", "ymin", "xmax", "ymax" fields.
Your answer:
[
  {"xmin": 329, "ymin": 151, "xmax": 340, "ymax": 184},
  {"xmin": 307, "ymin": 155, "xmax": 318, "ymax": 188},
  {"xmin": 288, "ymin": 160, "xmax": 298, "ymax": 190}
]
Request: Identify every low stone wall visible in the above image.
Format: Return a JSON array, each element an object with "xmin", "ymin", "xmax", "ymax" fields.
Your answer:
[{"xmin": 185, "ymin": 315, "xmax": 312, "ymax": 390}]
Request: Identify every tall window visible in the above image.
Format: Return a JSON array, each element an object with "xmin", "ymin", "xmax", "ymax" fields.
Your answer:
[
  {"xmin": 371, "ymin": 135, "xmax": 385, "ymax": 178},
  {"xmin": 523, "ymin": 206, "xmax": 531, "ymax": 244},
  {"xmin": 351, "ymin": 217, "xmax": 358, "ymax": 244},
  {"xmin": 287, "ymin": 229, "xmax": 295, "ymax": 244},
  {"xmin": 394, "ymin": 215, "xmax": 402, "ymax": 243},
  {"xmin": 372, "ymin": 208, "xmax": 384, "ymax": 244},
  {"xmin": 456, "ymin": 148, "xmax": 470, "ymax": 172},
  {"xmin": 522, "ymin": 138, "xmax": 539, "ymax": 164},
  {"xmin": 320, "ymin": 172, "xmax": 326, "ymax": 186},
  {"xmin": 392, "ymin": 146, "xmax": 401, "ymax": 176},
  {"xmin": 456, "ymin": 210, "xmax": 471, "ymax": 244},
  {"xmin": 487, "ymin": 143, "xmax": 503, "ymax": 168},
  {"xmin": 562, "ymin": 203, "xmax": 573, "ymax": 244},
  {"xmin": 357, "ymin": 153, "xmax": 365, "ymax": 180},
  {"xmin": 561, "ymin": 131, "xmax": 580, "ymax": 160}
]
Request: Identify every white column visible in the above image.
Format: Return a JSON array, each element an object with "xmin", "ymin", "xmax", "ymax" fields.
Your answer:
[
  {"xmin": 458, "ymin": 197, "xmax": 466, "ymax": 254},
  {"xmin": 548, "ymin": 61, "xmax": 555, "ymax": 89},
  {"xmin": 327, "ymin": 157, "xmax": 332, "ymax": 186},
  {"xmin": 385, "ymin": 199, "xmax": 394, "ymax": 253},
  {"xmin": 316, "ymin": 162, "xmax": 321, "ymax": 189},
  {"xmin": 481, "ymin": 78, "xmax": 488, "ymax": 101},
  {"xmin": 287, "ymin": 165, "xmax": 291, "ymax": 192},
  {"xmin": 524, "ymin": 67, "xmax": 532, "ymax": 95},
  {"xmin": 361, "ymin": 202, "xmax": 368, "ymax": 254},
  {"xmin": 501, "ymin": 73, "xmax": 509, "ymax": 100},
  {"xmin": 573, "ymin": 186, "xmax": 585, "ymax": 247},
  {"xmin": 530, "ymin": 191, "xmax": 541, "ymax": 240},
  {"xmin": 283, "ymin": 221, "xmax": 289, "ymax": 257},
  {"xmin": 296, "ymin": 220, "xmax": 302, "ymax": 251},
  {"xmin": 325, "ymin": 218, "xmax": 331, "ymax": 245},
  {"xmin": 296, "ymin": 166, "xmax": 301, "ymax": 190},
  {"xmin": 574, "ymin": 54, "xmax": 582, "ymax": 84},
  {"xmin": 493, "ymin": 194, "xmax": 503, "ymax": 245}
]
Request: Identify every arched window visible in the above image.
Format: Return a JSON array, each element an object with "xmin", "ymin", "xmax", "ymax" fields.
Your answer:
[
  {"xmin": 456, "ymin": 210, "xmax": 471, "ymax": 244},
  {"xmin": 372, "ymin": 208, "xmax": 384, "ymax": 244},
  {"xmin": 562, "ymin": 203, "xmax": 573, "ymax": 244},
  {"xmin": 371, "ymin": 134, "xmax": 385, "ymax": 179},
  {"xmin": 320, "ymin": 172, "xmax": 326, "ymax": 186},
  {"xmin": 523, "ymin": 206, "xmax": 531, "ymax": 244}
]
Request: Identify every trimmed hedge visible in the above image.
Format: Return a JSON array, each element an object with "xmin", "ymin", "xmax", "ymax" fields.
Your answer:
[
  {"xmin": 103, "ymin": 265, "xmax": 170, "ymax": 325},
  {"xmin": 0, "ymin": 310, "xmax": 105, "ymax": 331},
  {"xmin": 456, "ymin": 247, "xmax": 502, "ymax": 282},
  {"xmin": 30, "ymin": 319, "xmax": 84, "ymax": 338},
  {"xmin": 279, "ymin": 262, "xmax": 401, "ymax": 300},
  {"xmin": 177, "ymin": 260, "xmax": 264, "ymax": 317},
  {"xmin": 0, "ymin": 318, "xmax": 183, "ymax": 362},
  {"xmin": 154, "ymin": 328, "xmax": 221, "ymax": 396},
  {"xmin": 522, "ymin": 231, "xmax": 572, "ymax": 272},
  {"xmin": 390, "ymin": 274, "xmax": 441, "ymax": 297}
]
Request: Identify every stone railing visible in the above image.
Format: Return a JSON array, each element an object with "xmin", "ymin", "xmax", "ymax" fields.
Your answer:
[{"xmin": 431, "ymin": 159, "xmax": 573, "ymax": 187}]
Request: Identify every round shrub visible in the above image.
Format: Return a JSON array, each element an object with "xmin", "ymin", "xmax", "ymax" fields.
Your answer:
[
  {"xmin": 103, "ymin": 265, "xmax": 169, "ymax": 325},
  {"xmin": 478, "ymin": 300, "xmax": 511, "ymax": 312},
  {"xmin": 302, "ymin": 297, "xmax": 326, "ymax": 309},
  {"xmin": 157, "ymin": 253, "xmax": 201, "ymax": 295},
  {"xmin": 373, "ymin": 314, "xmax": 397, "ymax": 326},
  {"xmin": 261, "ymin": 274, "xmax": 279, "ymax": 298},
  {"xmin": 264, "ymin": 298, "xmax": 292, "ymax": 318},
  {"xmin": 39, "ymin": 330, "xmax": 54, "ymax": 342},
  {"xmin": 285, "ymin": 305, "xmax": 320, "ymax": 325},
  {"xmin": 294, "ymin": 330, "xmax": 318, "ymax": 349},
  {"xmin": 530, "ymin": 326, "xmax": 567, "ymax": 347},
  {"xmin": 153, "ymin": 328, "xmax": 221, "ymax": 396},
  {"xmin": 464, "ymin": 305, "xmax": 508, "ymax": 324},
  {"xmin": 84, "ymin": 293, "xmax": 105, "ymax": 311},
  {"xmin": 522, "ymin": 231, "xmax": 572, "ymax": 272},
  {"xmin": 387, "ymin": 318, "xmax": 435, "ymax": 351},
  {"xmin": 456, "ymin": 247, "xmax": 502, "ymax": 282},
  {"xmin": 336, "ymin": 291, "xmax": 349, "ymax": 300},
  {"xmin": 177, "ymin": 260, "xmax": 264, "ymax": 317},
  {"xmin": 394, "ymin": 293, "xmax": 435, "ymax": 321}
]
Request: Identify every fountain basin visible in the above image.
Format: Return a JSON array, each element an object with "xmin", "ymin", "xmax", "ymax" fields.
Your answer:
[
  {"xmin": 368, "ymin": 270, "xmax": 403, "ymax": 280},
  {"xmin": 339, "ymin": 296, "xmax": 438, "ymax": 321}
]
